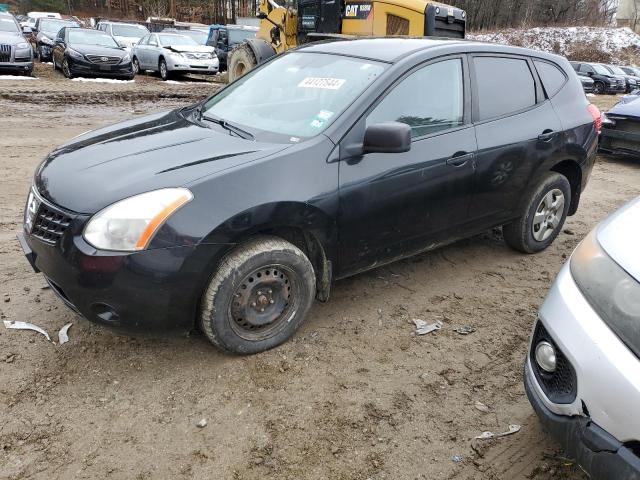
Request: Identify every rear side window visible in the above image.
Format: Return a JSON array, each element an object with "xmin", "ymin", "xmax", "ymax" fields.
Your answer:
[
  {"xmin": 474, "ymin": 56, "xmax": 536, "ymax": 121},
  {"xmin": 534, "ymin": 60, "xmax": 567, "ymax": 98}
]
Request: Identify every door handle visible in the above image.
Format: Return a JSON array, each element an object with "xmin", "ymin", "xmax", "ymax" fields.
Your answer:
[
  {"xmin": 446, "ymin": 152, "xmax": 474, "ymax": 167},
  {"xmin": 538, "ymin": 130, "xmax": 556, "ymax": 142}
]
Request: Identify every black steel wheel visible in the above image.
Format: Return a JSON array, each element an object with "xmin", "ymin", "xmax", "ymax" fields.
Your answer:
[{"xmin": 200, "ymin": 236, "xmax": 316, "ymax": 354}]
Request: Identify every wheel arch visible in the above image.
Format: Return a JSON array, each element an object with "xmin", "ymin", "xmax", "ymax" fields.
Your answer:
[{"xmin": 550, "ymin": 159, "xmax": 582, "ymax": 216}]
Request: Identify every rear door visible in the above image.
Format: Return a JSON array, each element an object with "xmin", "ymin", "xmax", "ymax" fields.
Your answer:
[
  {"xmin": 468, "ymin": 54, "xmax": 563, "ymax": 224},
  {"xmin": 338, "ymin": 56, "xmax": 477, "ymax": 275}
]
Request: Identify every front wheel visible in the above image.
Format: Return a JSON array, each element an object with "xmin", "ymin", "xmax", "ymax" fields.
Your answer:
[
  {"xmin": 228, "ymin": 43, "xmax": 257, "ymax": 82},
  {"xmin": 594, "ymin": 81, "xmax": 605, "ymax": 94},
  {"xmin": 132, "ymin": 56, "xmax": 139, "ymax": 75},
  {"xmin": 159, "ymin": 58, "xmax": 170, "ymax": 80},
  {"xmin": 200, "ymin": 236, "xmax": 316, "ymax": 355},
  {"xmin": 503, "ymin": 172, "xmax": 571, "ymax": 254},
  {"xmin": 62, "ymin": 58, "xmax": 73, "ymax": 79}
]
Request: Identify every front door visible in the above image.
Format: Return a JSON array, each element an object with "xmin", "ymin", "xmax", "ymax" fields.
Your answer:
[{"xmin": 337, "ymin": 56, "xmax": 477, "ymax": 276}]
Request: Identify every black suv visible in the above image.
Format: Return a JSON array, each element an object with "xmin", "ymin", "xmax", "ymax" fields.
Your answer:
[
  {"xmin": 19, "ymin": 39, "xmax": 599, "ymax": 354},
  {"xmin": 206, "ymin": 24, "xmax": 257, "ymax": 70},
  {"xmin": 571, "ymin": 61, "xmax": 626, "ymax": 94}
]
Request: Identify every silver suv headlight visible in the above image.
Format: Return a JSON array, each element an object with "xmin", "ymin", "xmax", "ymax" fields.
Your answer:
[
  {"xmin": 571, "ymin": 230, "xmax": 640, "ymax": 357},
  {"xmin": 16, "ymin": 42, "xmax": 30, "ymax": 49},
  {"xmin": 83, "ymin": 188, "xmax": 193, "ymax": 251}
]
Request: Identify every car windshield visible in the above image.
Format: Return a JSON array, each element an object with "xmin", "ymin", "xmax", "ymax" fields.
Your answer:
[
  {"xmin": 607, "ymin": 65, "xmax": 627, "ymax": 75},
  {"xmin": 111, "ymin": 24, "xmax": 148, "ymax": 38},
  {"xmin": 158, "ymin": 34, "xmax": 198, "ymax": 46},
  {"xmin": 181, "ymin": 30, "xmax": 208, "ymax": 44},
  {"xmin": 228, "ymin": 29, "xmax": 256, "ymax": 44},
  {"xmin": 202, "ymin": 52, "xmax": 386, "ymax": 139},
  {"xmin": 69, "ymin": 29, "xmax": 119, "ymax": 47},
  {"xmin": 40, "ymin": 19, "xmax": 78, "ymax": 34},
  {"xmin": 593, "ymin": 64, "xmax": 612, "ymax": 75},
  {"xmin": 0, "ymin": 17, "xmax": 18, "ymax": 33}
]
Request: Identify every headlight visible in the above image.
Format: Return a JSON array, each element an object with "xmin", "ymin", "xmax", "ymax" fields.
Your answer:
[
  {"xmin": 209, "ymin": 52, "xmax": 217, "ymax": 59},
  {"xmin": 83, "ymin": 188, "xmax": 193, "ymax": 251},
  {"xmin": 601, "ymin": 112, "xmax": 615, "ymax": 126},
  {"xmin": 121, "ymin": 53, "xmax": 131, "ymax": 63},
  {"xmin": 170, "ymin": 51, "xmax": 184, "ymax": 58},
  {"xmin": 16, "ymin": 42, "xmax": 30, "ymax": 49},
  {"xmin": 571, "ymin": 230, "xmax": 640, "ymax": 357},
  {"xmin": 68, "ymin": 49, "xmax": 84, "ymax": 60},
  {"xmin": 40, "ymin": 36, "xmax": 53, "ymax": 45}
]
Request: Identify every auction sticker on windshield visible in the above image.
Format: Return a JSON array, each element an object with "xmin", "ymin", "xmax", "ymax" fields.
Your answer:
[{"xmin": 298, "ymin": 77, "xmax": 346, "ymax": 90}]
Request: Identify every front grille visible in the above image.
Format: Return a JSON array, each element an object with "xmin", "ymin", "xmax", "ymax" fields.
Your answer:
[
  {"xmin": 0, "ymin": 44, "xmax": 11, "ymax": 62},
  {"xmin": 86, "ymin": 55, "xmax": 121, "ymax": 65},
  {"xmin": 14, "ymin": 55, "xmax": 30, "ymax": 62},
  {"xmin": 32, "ymin": 201, "xmax": 72, "ymax": 245},
  {"xmin": 530, "ymin": 321, "xmax": 577, "ymax": 404},
  {"xmin": 184, "ymin": 52, "xmax": 210, "ymax": 60}
]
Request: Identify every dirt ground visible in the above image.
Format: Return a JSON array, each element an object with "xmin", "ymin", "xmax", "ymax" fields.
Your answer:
[{"xmin": 1, "ymin": 64, "xmax": 638, "ymax": 480}]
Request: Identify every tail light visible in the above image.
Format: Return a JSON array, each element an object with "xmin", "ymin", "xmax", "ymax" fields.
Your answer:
[{"xmin": 587, "ymin": 103, "xmax": 602, "ymax": 133}]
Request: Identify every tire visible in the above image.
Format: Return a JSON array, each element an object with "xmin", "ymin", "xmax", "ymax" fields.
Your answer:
[
  {"xmin": 228, "ymin": 43, "xmax": 257, "ymax": 82},
  {"xmin": 62, "ymin": 58, "xmax": 73, "ymax": 79},
  {"xmin": 594, "ymin": 81, "xmax": 605, "ymax": 94},
  {"xmin": 159, "ymin": 58, "xmax": 170, "ymax": 80},
  {"xmin": 132, "ymin": 56, "xmax": 139, "ymax": 75},
  {"xmin": 200, "ymin": 236, "xmax": 316, "ymax": 355},
  {"xmin": 503, "ymin": 172, "xmax": 571, "ymax": 254}
]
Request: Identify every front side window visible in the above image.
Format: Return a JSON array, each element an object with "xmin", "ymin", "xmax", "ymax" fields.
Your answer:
[
  {"xmin": 367, "ymin": 58, "xmax": 464, "ymax": 138},
  {"xmin": 202, "ymin": 52, "xmax": 386, "ymax": 139},
  {"xmin": 474, "ymin": 56, "xmax": 536, "ymax": 120}
]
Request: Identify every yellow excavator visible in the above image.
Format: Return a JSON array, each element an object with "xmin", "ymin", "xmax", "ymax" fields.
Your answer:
[{"xmin": 227, "ymin": 0, "xmax": 466, "ymax": 81}]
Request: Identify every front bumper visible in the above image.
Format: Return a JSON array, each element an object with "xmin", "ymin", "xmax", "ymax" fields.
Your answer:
[
  {"xmin": 68, "ymin": 57, "xmax": 134, "ymax": 78},
  {"xmin": 0, "ymin": 60, "xmax": 33, "ymax": 73},
  {"xmin": 167, "ymin": 56, "xmax": 219, "ymax": 74},
  {"xmin": 606, "ymin": 83, "xmax": 626, "ymax": 94},
  {"xmin": 600, "ymin": 120, "xmax": 640, "ymax": 156},
  {"xmin": 525, "ymin": 366, "xmax": 640, "ymax": 480},
  {"xmin": 17, "ymin": 194, "xmax": 231, "ymax": 333},
  {"xmin": 38, "ymin": 43, "xmax": 53, "ymax": 60}
]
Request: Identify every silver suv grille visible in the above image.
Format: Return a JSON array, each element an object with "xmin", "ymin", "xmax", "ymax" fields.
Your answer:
[{"xmin": 0, "ymin": 44, "xmax": 11, "ymax": 62}]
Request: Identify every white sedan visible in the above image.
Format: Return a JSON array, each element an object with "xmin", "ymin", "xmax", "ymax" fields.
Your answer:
[
  {"xmin": 525, "ymin": 196, "xmax": 640, "ymax": 480},
  {"xmin": 132, "ymin": 32, "xmax": 218, "ymax": 80}
]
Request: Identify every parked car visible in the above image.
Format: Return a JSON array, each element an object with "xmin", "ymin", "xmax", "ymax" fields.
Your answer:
[
  {"xmin": 0, "ymin": 12, "xmax": 33, "ymax": 75},
  {"xmin": 603, "ymin": 64, "xmax": 640, "ymax": 93},
  {"xmin": 579, "ymin": 75, "xmax": 595, "ymax": 94},
  {"xmin": 96, "ymin": 21, "xmax": 149, "ymax": 50},
  {"xmin": 525, "ymin": 196, "xmax": 640, "ymax": 480},
  {"xmin": 599, "ymin": 95, "xmax": 640, "ymax": 157},
  {"xmin": 206, "ymin": 24, "xmax": 257, "ymax": 71},
  {"xmin": 621, "ymin": 65, "xmax": 640, "ymax": 77},
  {"xmin": 33, "ymin": 17, "xmax": 80, "ymax": 61},
  {"xmin": 19, "ymin": 39, "xmax": 599, "ymax": 354},
  {"xmin": 571, "ymin": 61, "xmax": 626, "ymax": 94},
  {"xmin": 161, "ymin": 27, "xmax": 209, "ymax": 45},
  {"xmin": 131, "ymin": 32, "xmax": 217, "ymax": 79},
  {"xmin": 52, "ymin": 27, "xmax": 134, "ymax": 79}
]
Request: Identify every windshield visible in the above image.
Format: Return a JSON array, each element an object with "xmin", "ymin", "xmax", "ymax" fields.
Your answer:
[
  {"xmin": 69, "ymin": 29, "xmax": 119, "ymax": 47},
  {"xmin": 0, "ymin": 17, "xmax": 18, "ymax": 33},
  {"xmin": 40, "ymin": 19, "xmax": 78, "ymax": 34},
  {"xmin": 607, "ymin": 65, "xmax": 626, "ymax": 75},
  {"xmin": 181, "ymin": 29, "xmax": 208, "ymax": 44},
  {"xmin": 228, "ymin": 29, "xmax": 256, "ymax": 44},
  {"xmin": 202, "ymin": 52, "xmax": 386, "ymax": 139},
  {"xmin": 593, "ymin": 64, "xmax": 611, "ymax": 75},
  {"xmin": 159, "ymin": 34, "xmax": 198, "ymax": 46},
  {"xmin": 112, "ymin": 24, "xmax": 148, "ymax": 38}
]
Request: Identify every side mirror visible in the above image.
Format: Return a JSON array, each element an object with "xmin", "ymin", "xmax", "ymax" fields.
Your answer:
[
  {"xmin": 587, "ymin": 71, "xmax": 593, "ymax": 76},
  {"xmin": 363, "ymin": 122, "xmax": 411, "ymax": 154},
  {"xmin": 22, "ymin": 26, "xmax": 32, "ymax": 34}
]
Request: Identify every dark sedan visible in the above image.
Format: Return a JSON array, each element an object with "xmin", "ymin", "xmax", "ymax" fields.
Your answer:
[
  {"xmin": 600, "ymin": 96, "xmax": 640, "ymax": 157},
  {"xmin": 32, "ymin": 17, "xmax": 79, "ymax": 61},
  {"xmin": 19, "ymin": 39, "xmax": 598, "ymax": 354},
  {"xmin": 579, "ymin": 75, "xmax": 595, "ymax": 94},
  {"xmin": 52, "ymin": 28, "xmax": 134, "ymax": 79}
]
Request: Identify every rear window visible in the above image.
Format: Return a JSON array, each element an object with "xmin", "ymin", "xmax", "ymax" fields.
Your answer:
[
  {"xmin": 474, "ymin": 56, "xmax": 536, "ymax": 121},
  {"xmin": 534, "ymin": 60, "xmax": 567, "ymax": 98}
]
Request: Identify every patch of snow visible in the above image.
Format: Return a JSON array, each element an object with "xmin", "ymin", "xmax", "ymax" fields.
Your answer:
[
  {"xmin": 42, "ymin": 62, "xmax": 53, "ymax": 65},
  {"xmin": 0, "ymin": 75, "xmax": 37, "ymax": 80},
  {"xmin": 469, "ymin": 27, "xmax": 640, "ymax": 63},
  {"xmin": 71, "ymin": 77, "xmax": 134, "ymax": 83},
  {"xmin": 587, "ymin": 93, "xmax": 596, "ymax": 97}
]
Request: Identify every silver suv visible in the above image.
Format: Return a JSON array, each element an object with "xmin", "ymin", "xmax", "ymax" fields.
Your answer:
[
  {"xmin": 525, "ymin": 196, "xmax": 640, "ymax": 479},
  {"xmin": 0, "ymin": 13, "xmax": 33, "ymax": 75}
]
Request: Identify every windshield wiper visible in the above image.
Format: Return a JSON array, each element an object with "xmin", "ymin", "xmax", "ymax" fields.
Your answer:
[{"xmin": 201, "ymin": 114, "xmax": 254, "ymax": 140}]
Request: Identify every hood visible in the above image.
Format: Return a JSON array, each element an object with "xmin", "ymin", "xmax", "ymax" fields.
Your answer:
[
  {"xmin": 113, "ymin": 35, "xmax": 139, "ymax": 47},
  {"xmin": 607, "ymin": 97, "xmax": 640, "ymax": 119},
  {"xmin": 165, "ymin": 44, "xmax": 214, "ymax": 54},
  {"xmin": 35, "ymin": 109, "xmax": 290, "ymax": 213},
  {"xmin": 37, "ymin": 31, "xmax": 55, "ymax": 41},
  {"xmin": 71, "ymin": 43, "xmax": 127, "ymax": 57},
  {"xmin": 0, "ymin": 31, "xmax": 25, "ymax": 44},
  {"xmin": 597, "ymin": 196, "xmax": 640, "ymax": 282}
]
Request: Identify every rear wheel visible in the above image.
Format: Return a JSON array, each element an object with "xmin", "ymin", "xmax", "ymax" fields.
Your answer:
[
  {"xmin": 228, "ymin": 43, "xmax": 257, "ymax": 82},
  {"xmin": 503, "ymin": 172, "xmax": 571, "ymax": 253},
  {"xmin": 200, "ymin": 236, "xmax": 316, "ymax": 355}
]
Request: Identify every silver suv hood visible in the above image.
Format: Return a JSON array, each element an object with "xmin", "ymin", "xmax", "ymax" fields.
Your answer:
[{"xmin": 597, "ymin": 196, "xmax": 640, "ymax": 282}]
